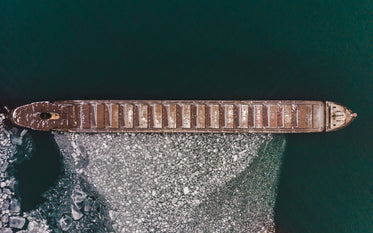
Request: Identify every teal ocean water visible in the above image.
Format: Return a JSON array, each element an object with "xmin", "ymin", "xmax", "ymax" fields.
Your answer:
[{"xmin": 0, "ymin": 1, "xmax": 372, "ymax": 232}]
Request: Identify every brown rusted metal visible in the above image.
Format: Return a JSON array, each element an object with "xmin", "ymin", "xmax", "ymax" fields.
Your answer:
[{"xmin": 8, "ymin": 100, "xmax": 357, "ymax": 133}]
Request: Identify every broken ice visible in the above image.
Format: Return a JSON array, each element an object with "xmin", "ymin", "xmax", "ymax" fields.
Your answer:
[{"xmin": 53, "ymin": 132, "xmax": 285, "ymax": 232}]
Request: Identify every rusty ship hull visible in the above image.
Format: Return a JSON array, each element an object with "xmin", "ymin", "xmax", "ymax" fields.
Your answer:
[{"xmin": 9, "ymin": 100, "xmax": 356, "ymax": 133}]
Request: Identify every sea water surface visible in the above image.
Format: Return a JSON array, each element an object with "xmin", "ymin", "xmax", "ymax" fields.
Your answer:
[{"xmin": 0, "ymin": 1, "xmax": 372, "ymax": 232}]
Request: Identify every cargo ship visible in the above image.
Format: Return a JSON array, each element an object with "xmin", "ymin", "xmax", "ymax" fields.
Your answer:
[{"xmin": 8, "ymin": 100, "xmax": 356, "ymax": 133}]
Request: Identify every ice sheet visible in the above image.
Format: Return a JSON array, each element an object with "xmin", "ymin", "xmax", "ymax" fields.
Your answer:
[{"xmin": 54, "ymin": 133, "xmax": 285, "ymax": 232}]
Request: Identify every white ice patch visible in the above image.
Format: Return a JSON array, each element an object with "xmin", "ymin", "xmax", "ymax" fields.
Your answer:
[{"xmin": 54, "ymin": 133, "xmax": 285, "ymax": 232}]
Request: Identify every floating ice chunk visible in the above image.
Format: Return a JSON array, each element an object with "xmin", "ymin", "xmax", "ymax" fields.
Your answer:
[
  {"xmin": 183, "ymin": 187, "xmax": 190, "ymax": 195},
  {"xmin": 83, "ymin": 197, "xmax": 94, "ymax": 213},
  {"xmin": 7, "ymin": 178, "xmax": 17, "ymax": 192},
  {"xmin": 3, "ymin": 188, "xmax": 11, "ymax": 195},
  {"xmin": 20, "ymin": 216, "xmax": 52, "ymax": 233},
  {"xmin": 2, "ymin": 228, "xmax": 12, "ymax": 233},
  {"xmin": 2, "ymin": 199, "xmax": 10, "ymax": 209},
  {"xmin": 20, "ymin": 129, "xmax": 28, "ymax": 137},
  {"xmin": 1, "ymin": 214, "xmax": 9, "ymax": 223},
  {"xmin": 11, "ymin": 136, "xmax": 23, "ymax": 146},
  {"xmin": 10, "ymin": 198, "xmax": 20, "ymax": 213},
  {"xmin": 1, "ymin": 161, "xmax": 8, "ymax": 173},
  {"xmin": 71, "ymin": 188, "xmax": 87, "ymax": 208},
  {"xmin": 58, "ymin": 214, "xmax": 73, "ymax": 231},
  {"xmin": 71, "ymin": 204, "xmax": 83, "ymax": 220},
  {"xmin": 9, "ymin": 216, "xmax": 26, "ymax": 229}
]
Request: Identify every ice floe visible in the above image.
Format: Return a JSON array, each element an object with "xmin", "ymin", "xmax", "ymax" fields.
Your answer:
[
  {"xmin": 0, "ymin": 122, "xmax": 285, "ymax": 232},
  {"xmin": 53, "ymin": 132, "xmax": 285, "ymax": 232}
]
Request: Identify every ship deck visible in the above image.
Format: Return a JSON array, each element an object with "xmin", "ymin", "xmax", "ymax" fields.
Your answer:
[{"xmin": 10, "ymin": 100, "xmax": 326, "ymax": 133}]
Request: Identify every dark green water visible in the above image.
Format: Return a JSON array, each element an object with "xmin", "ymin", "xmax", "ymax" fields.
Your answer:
[{"xmin": 1, "ymin": 1, "xmax": 372, "ymax": 232}]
